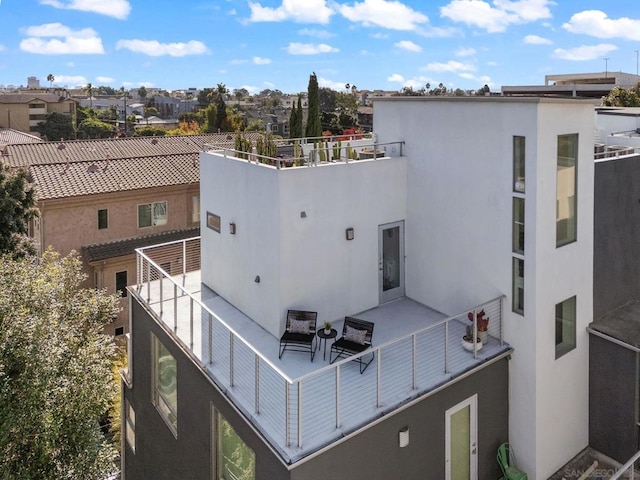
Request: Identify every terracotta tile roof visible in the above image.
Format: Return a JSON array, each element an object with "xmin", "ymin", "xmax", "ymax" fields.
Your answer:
[
  {"xmin": 30, "ymin": 152, "xmax": 200, "ymax": 200},
  {"xmin": 4, "ymin": 132, "xmax": 260, "ymax": 168},
  {"xmin": 82, "ymin": 227, "xmax": 200, "ymax": 262}
]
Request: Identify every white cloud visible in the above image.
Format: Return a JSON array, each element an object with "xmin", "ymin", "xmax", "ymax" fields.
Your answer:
[
  {"xmin": 440, "ymin": 0, "xmax": 553, "ymax": 33},
  {"xmin": 253, "ymin": 56, "xmax": 271, "ymax": 64},
  {"xmin": 285, "ymin": 42, "xmax": 339, "ymax": 55},
  {"xmin": 458, "ymin": 72, "xmax": 492, "ymax": 84},
  {"xmin": 66, "ymin": 61, "xmax": 75, "ymax": 67},
  {"xmin": 422, "ymin": 60, "xmax": 475, "ymax": 73},
  {"xmin": 318, "ymin": 77, "xmax": 348, "ymax": 90},
  {"xmin": 40, "ymin": 0, "xmax": 131, "ymax": 20},
  {"xmin": 248, "ymin": 0, "xmax": 333, "ymax": 24},
  {"xmin": 562, "ymin": 10, "xmax": 640, "ymax": 41},
  {"xmin": 20, "ymin": 23, "xmax": 105, "ymax": 54},
  {"xmin": 298, "ymin": 28, "xmax": 335, "ymax": 38},
  {"xmin": 455, "ymin": 47, "xmax": 476, "ymax": 56},
  {"xmin": 524, "ymin": 34, "xmax": 552, "ymax": 44},
  {"xmin": 53, "ymin": 74, "xmax": 87, "ymax": 86},
  {"xmin": 116, "ymin": 39, "xmax": 208, "ymax": 57},
  {"xmin": 0, "ymin": 46, "xmax": 5, "ymax": 53},
  {"xmin": 96, "ymin": 76, "xmax": 115, "ymax": 83},
  {"xmin": 553, "ymin": 43, "xmax": 617, "ymax": 61},
  {"xmin": 371, "ymin": 32, "xmax": 390, "ymax": 39},
  {"xmin": 395, "ymin": 40, "xmax": 422, "ymax": 52},
  {"xmin": 338, "ymin": 0, "xmax": 429, "ymax": 31},
  {"xmin": 263, "ymin": 81, "xmax": 276, "ymax": 88},
  {"xmin": 388, "ymin": 73, "xmax": 405, "ymax": 82}
]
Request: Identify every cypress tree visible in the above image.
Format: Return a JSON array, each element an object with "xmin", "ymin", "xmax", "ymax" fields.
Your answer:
[
  {"xmin": 289, "ymin": 100, "xmax": 298, "ymax": 138},
  {"xmin": 305, "ymin": 72, "xmax": 322, "ymax": 138}
]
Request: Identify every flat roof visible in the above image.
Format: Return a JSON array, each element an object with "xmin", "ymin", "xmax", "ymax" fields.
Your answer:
[{"xmin": 372, "ymin": 95, "xmax": 596, "ymax": 105}]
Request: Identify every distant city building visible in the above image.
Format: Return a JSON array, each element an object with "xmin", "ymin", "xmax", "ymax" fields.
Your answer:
[
  {"xmin": 27, "ymin": 76, "xmax": 40, "ymax": 89},
  {"xmin": 502, "ymin": 71, "xmax": 640, "ymax": 98}
]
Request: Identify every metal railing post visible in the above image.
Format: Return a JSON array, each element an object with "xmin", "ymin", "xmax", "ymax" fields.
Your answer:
[
  {"xmin": 412, "ymin": 334, "xmax": 417, "ymax": 390},
  {"xmin": 255, "ymin": 354, "xmax": 260, "ymax": 414},
  {"xmin": 297, "ymin": 382, "xmax": 303, "ymax": 448},
  {"xmin": 182, "ymin": 240, "xmax": 186, "ymax": 276},
  {"xmin": 473, "ymin": 309, "xmax": 478, "ymax": 360},
  {"xmin": 444, "ymin": 321, "xmax": 449, "ymax": 374},
  {"xmin": 189, "ymin": 297, "xmax": 194, "ymax": 350},
  {"xmin": 173, "ymin": 283, "xmax": 177, "ymax": 331},
  {"xmin": 229, "ymin": 333, "xmax": 235, "ymax": 387},
  {"xmin": 285, "ymin": 382, "xmax": 290, "ymax": 447},
  {"xmin": 500, "ymin": 296, "xmax": 504, "ymax": 346},
  {"xmin": 376, "ymin": 350, "xmax": 381, "ymax": 408},
  {"xmin": 146, "ymin": 261, "xmax": 150, "ymax": 301},
  {"xmin": 208, "ymin": 312, "xmax": 213, "ymax": 365},
  {"xmin": 159, "ymin": 274, "xmax": 163, "ymax": 315},
  {"xmin": 335, "ymin": 365, "xmax": 341, "ymax": 428}
]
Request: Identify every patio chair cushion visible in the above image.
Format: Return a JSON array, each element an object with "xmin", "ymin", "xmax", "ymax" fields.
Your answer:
[
  {"xmin": 344, "ymin": 325, "xmax": 367, "ymax": 345},
  {"xmin": 289, "ymin": 319, "xmax": 311, "ymax": 334}
]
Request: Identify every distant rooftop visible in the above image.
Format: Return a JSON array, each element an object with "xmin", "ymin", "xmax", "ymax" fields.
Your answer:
[{"xmin": 0, "ymin": 128, "xmax": 43, "ymax": 146}]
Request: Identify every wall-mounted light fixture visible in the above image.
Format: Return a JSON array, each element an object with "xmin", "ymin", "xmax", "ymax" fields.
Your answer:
[
  {"xmin": 254, "ymin": 275, "xmax": 260, "ymax": 283},
  {"xmin": 346, "ymin": 227, "xmax": 355, "ymax": 241},
  {"xmin": 399, "ymin": 427, "xmax": 409, "ymax": 448},
  {"xmin": 300, "ymin": 211, "xmax": 307, "ymax": 218},
  {"xmin": 229, "ymin": 222, "xmax": 236, "ymax": 234}
]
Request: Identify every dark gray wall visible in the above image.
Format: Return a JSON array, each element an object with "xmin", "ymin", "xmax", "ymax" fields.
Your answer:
[
  {"xmin": 594, "ymin": 154, "xmax": 640, "ymax": 319},
  {"xmin": 124, "ymin": 296, "xmax": 509, "ymax": 480},
  {"xmin": 123, "ymin": 298, "xmax": 290, "ymax": 480},
  {"xmin": 290, "ymin": 358, "xmax": 509, "ymax": 480},
  {"xmin": 589, "ymin": 334, "xmax": 638, "ymax": 463}
]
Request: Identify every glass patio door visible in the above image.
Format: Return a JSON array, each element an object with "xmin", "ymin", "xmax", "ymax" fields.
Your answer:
[
  {"xmin": 378, "ymin": 221, "xmax": 404, "ymax": 304},
  {"xmin": 445, "ymin": 395, "xmax": 478, "ymax": 480}
]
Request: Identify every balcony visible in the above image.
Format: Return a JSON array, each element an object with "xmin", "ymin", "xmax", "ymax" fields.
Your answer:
[{"xmin": 135, "ymin": 238, "xmax": 511, "ymax": 464}]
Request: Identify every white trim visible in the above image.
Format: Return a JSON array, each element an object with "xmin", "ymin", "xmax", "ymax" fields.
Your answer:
[{"xmin": 445, "ymin": 393, "xmax": 478, "ymax": 480}]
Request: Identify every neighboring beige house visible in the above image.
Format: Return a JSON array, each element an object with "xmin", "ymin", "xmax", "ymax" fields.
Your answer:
[
  {"xmin": 3, "ymin": 133, "xmax": 253, "ymax": 336},
  {"xmin": 0, "ymin": 92, "xmax": 78, "ymax": 136}
]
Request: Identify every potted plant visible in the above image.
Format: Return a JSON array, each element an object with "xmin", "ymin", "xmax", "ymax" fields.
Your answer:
[
  {"xmin": 468, "ymin": 310, "xmax": 490, "ymax": 343},
  {"xmin": 324, "ymin": 321, "xmax": 332, "ymax": 335},
  {"xmin": 462, "ymin": 325, "xmax": 483, "ymax": 352}
]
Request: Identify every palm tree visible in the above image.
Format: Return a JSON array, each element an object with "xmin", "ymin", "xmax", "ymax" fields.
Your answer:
[
  {"xmin": 85, "ymin": 83, "xmax": 94, "ymax": 110},
  {"xmin": 47, "ymin": 74, "xmax": 55, "ymax": 88}
]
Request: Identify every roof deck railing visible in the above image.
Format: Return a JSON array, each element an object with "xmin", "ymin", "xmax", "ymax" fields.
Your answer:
[{"xmin": 135, "ymin": 238, "xmax": 504, "ymax": 461}]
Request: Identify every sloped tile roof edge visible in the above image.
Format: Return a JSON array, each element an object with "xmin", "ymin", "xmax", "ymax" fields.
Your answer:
[{"xmin": 82, "ymin": 227, "xmax": 200, "ymax": 263}]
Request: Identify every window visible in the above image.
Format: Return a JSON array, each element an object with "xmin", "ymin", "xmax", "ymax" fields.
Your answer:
[
  {"xmin": 138, "ymin": 201, "xmax": 167, "ymax": 228},
  {"xmin": 215, "ymin": 411, "xmax": 255, "ymax": 480},
  {"xmin": 512, "ymin": 258, "xmax": 524, "ymax": 315},
  {"xmin": 207, "ymin": 212, "xmax": 221, "ymax": 232},
  {"xmin": 556, "ymin": 134, "xmax": 578, "ymax": 247},
  {"xmin": 98, "ymin": 208, "xmax": 108, "ymax": 229},
  {"xmin": 116, "ymin": 271, "xmax": 128, "ymax": 297},
  {"xmin": 125, "ymin": 400, "xmax": 136, "ymax": 453},
  {"xmin": 512, "ymin": 197, "xmax": 525, "ymax": 254},
  {"xmin": 115, "ymin": 326, "xmax": 125, "ymax": 336},
  {"xmin": 152, "ymin": 334, "xmax": 177, "ymax": 433},
  {"xmin": 513, "ymin": 136, "xmax": 525, "ymax": 192},
  {"xmin": 555, "ymin": 296, "xmax": 576, "ymax": 358},
  {"xmin": 29, "ymin": 103, "xmax": 45, "ymax": 109},
  {"xmin": 192, "ymin": 195, "xmax": 200, "ymax": 224}
]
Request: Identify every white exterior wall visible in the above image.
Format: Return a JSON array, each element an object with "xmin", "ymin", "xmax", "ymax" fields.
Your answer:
[
  {"xmin": 596, "ymin": 112, "xmax": 640, "ymax": 134},
  {"xmin": 200, "ymin": 153, "xmax": 407, "ymax": 337},
  {"xmin": 374, "ymin": 97, "xmax": 593, "ymax": 480}
]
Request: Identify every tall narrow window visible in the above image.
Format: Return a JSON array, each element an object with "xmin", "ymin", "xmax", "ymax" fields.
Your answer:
[
  {"xmin": 192, "ymin": 195, "xmax": 200, "ymax": 224},
  {"xmin": 98, "ymin": 208, "xmax": 108, "ymax": 229},
  {"xmin": 556, "ymin": 134, "xmax": 578, "ymax": 246},
  {"xmin": 555, "ymin": 296, "xmax": 576, "ymax": 358},
  {"xmin": 512, "ymin": 258, "xmax": 524, "ymax": 315},
  {"xmin": 125, "ymin": 400, "xmax": 136, "ymax": 453},
  {"xmin": 152, "ymin": 334, "xmax": 177, "ymax": 433},
  {"xmin": 513, "ymin": 136, "xmax": 525, "ymax": 192},
  {"xmin": 116, "ymin": 271, "xmax": 128, "ymax": 297},
  {"xmin": 512, "ymin": 197, "xmax": 525, "ymax": 254},
  {"xmin": 216, "ymin": 411, "xmax": 255, "ymax": 480}
]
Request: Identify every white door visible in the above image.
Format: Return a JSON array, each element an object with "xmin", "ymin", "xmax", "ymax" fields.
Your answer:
[
  {"xmin": 445, "ymin": 395, "xmax": 478, "ymax": 480},
  {"xmin": 378, "ymin": 221, "xmax": 405, "ymax": 303}
]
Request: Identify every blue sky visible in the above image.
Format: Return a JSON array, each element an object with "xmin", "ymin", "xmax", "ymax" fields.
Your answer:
[{"xmin": 0, "ymin": 0, "xmax": 639, "ymax": 94}]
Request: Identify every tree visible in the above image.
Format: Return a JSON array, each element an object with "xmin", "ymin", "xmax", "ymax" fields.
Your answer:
[
  {"xmin": 318, "ymin": 87, "xmax": 337, "ymax": 112},
  {"xmin": 305, "ymin": 72, "xmax": 322, "ymax": 138},
  {"xmin": 602, "ymin": 84, "xmax": 640, "ymax": 107},
  {"xmin": 214, "ymin": 83, "xmax": 229, "ymax": 131},
  {"xmin": 84, "ymin": 83, "xmax": 94, "ymax": 110},
  {"xmin": 289, "ymin": 98, "xmax": 301, "ymax": 139},
  {"xmin": 134, "ymin": 126, "xmax": 167, "ymax": 137},
  {"xmin": 197, "ymin": 88, "xmax": 214, "ymax": 107},
  {"xmin": 138, "ymin": 85, "xmax": 147, "ymax": 101},
  {"xmin": 77, "ymin": 117, "xmax": 116, "ymax": 139},
  {"xmin": 35, "ymin": 112, "xmax": 75, "ymax": 141},
  {"xmin": 46, "ymin": 73, "xmax": 54, "ymax": 88},
  {"xmin": 0, "ymin": 250, "xmax": 120, "ymax": 479},
  {"xmin": 0, "ymin": 164, "xmax": 38, "ymax": 258}
]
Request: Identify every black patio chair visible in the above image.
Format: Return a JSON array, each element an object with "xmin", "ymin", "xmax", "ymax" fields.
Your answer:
[
  {"xmin": 329, "ymin": 316, "xmax": 375, "ymax": 373},
  {"xmin": 278, "ymin": 309, "xmax": 318, "ymax": 361}
]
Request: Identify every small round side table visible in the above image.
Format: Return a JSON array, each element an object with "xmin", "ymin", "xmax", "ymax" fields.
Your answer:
[{"xmin": 317, "ymin": 328, "xmax": 337, "ymax": 361}]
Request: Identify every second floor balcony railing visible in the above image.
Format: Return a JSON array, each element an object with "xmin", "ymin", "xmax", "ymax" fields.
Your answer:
[{"xmin": 135, "ymin": 238, "xmax": 508, "ymax": 463}]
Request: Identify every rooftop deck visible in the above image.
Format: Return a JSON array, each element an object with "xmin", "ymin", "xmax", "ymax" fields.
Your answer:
[{"xmin": 134, "ymin": 238, "xmax": 511, "ymax": 464}]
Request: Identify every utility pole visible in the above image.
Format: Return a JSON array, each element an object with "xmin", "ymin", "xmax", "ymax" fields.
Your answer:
[
  {"xmin": 604, "ymin": 57, "xmax": 610, "ymax": 77},
  {"xmin": 635, "ymin": 50, "xmax": 639, "ymax": 76}
]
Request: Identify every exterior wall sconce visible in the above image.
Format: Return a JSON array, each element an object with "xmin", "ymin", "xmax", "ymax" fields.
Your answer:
[
  {"xmin": 300, "ymin": 211, "xmax": 307, "ymax": 218},
  {"xmin": 346, "ymin": 227, "xmax": 355, "ymax": 240},
  {"xmin": 399, "ymin": 426, "xmax": 409, "ymax": 448},
  {"xmin": 229, "ymin": 222, "xmax": 236, "ymax": 234},
  {"xmin": 254, "ymin": 275, "xmax": 260, "ymax": 283}
]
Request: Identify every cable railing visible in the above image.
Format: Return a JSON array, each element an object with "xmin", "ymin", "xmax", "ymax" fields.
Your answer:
[
  {"xmin": 135, "ymin": 238, "xmax": 506, "ymax": 460},
  {"xmin": 610, "ymin": 449, "xmax": 640, "ymax": 479}
]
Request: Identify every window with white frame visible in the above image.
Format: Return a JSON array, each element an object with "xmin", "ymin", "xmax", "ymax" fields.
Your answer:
[
  {"xmin": 555, "ymin": 296, "xmax": 576, "ymax": 358},
  {"xmin": 512, "ymin": 257, "xmax": 524, "ymax": 315},
  {"xmin": 513, "ymin": 136, "xmax": 525, "ymax": 192},
  {"xmin": 152, "ymin": 334, "xmax": 177, "ymax": 434},
  {"xmin": 215, "ymin": 410, "xmax": 255, "ymax": 480},
  {"xmin": 138, "ymin": 201, "xmax": 167, "ymax": 228},
  {"xmin": 556, "ymin": 134, "xmax": 578, "ymax": 247},
  {"xmin": 125, "ymin": 400, "xmax": 136, "ymax": 453}
]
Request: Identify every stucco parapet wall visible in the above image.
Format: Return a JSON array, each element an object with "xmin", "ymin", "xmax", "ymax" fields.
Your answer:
[{"xmin": 372, "ymin": 95, "xmax": 596, "ymax": 105}]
